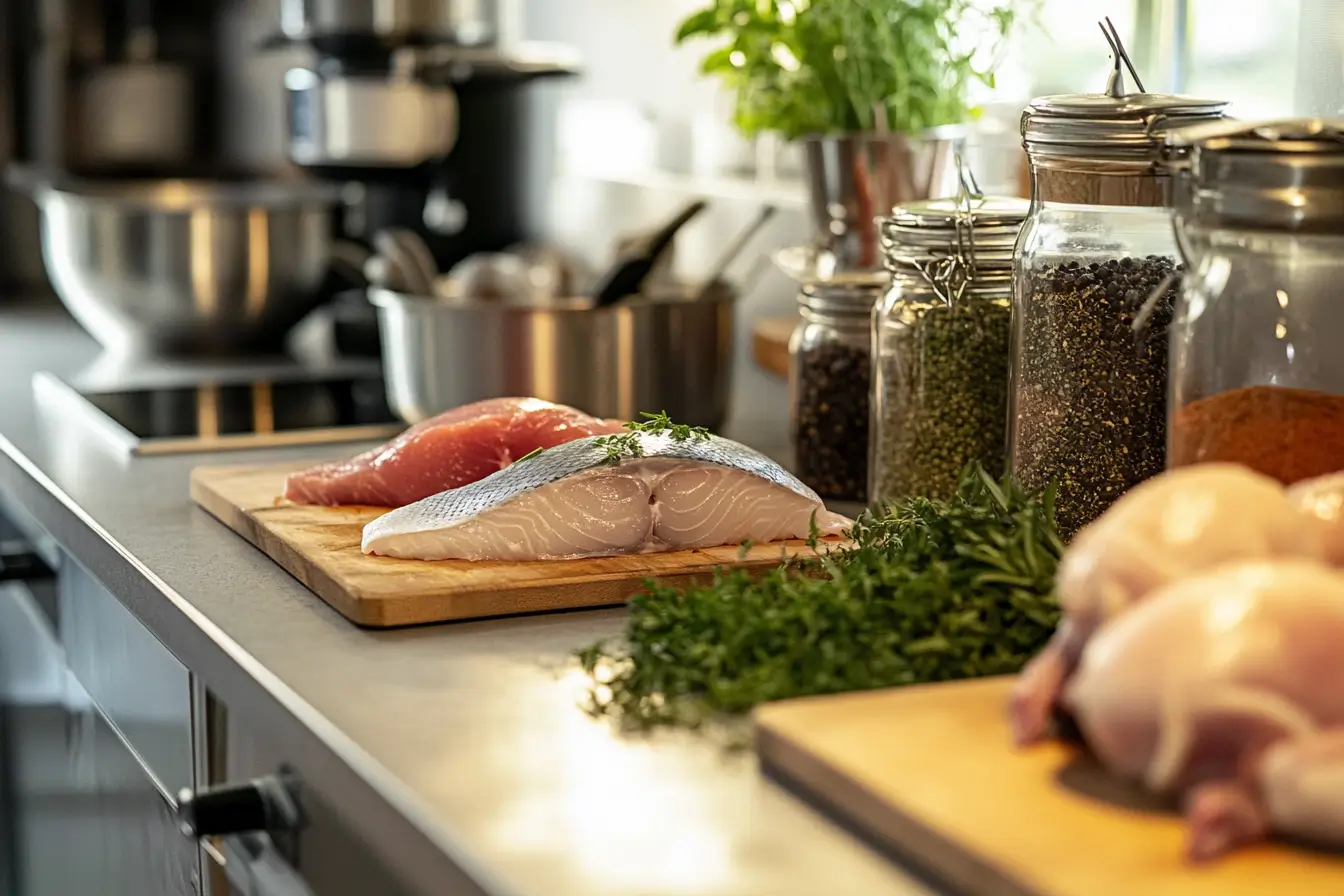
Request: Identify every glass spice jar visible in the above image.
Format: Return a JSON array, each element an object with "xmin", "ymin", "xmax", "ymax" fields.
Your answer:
[
  {"xmin": 789, "ymin": 283, "xmax": 882, "ymax": 502},
  {"xmin": 1166, "ymin": 119, "xmax": 1344, "ymax": 485},
  {"xmin": 870, "ymin": 195, "xmax": 1028, "ymax": 505},
  {"xmin": 1008, "ymin": 37, "xmax": 1227, "ymax": 539}
]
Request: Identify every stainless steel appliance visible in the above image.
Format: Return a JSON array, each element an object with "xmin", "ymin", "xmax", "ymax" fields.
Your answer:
[
  {"xmin": 271, "ymin": 0, "xmax": 581, "ymax": 353},
  {"xmin": 370, "ymin": 282, "xmax": 736, "ymax": 428}
]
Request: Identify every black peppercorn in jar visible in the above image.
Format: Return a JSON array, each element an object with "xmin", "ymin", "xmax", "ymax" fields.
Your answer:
[
  {"xmin": 789, "ymin": 284, "xmax": 880, "ymax": 502},
  {"xmin": 871, "ymin": 196, "xmax": 1027, "ymax": 506},
  {"xmin": 1009, "ymin": 32, "xmax": 1226, "ymax": 539}
]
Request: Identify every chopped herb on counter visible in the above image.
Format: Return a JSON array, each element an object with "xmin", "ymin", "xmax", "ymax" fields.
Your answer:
[{"xmin": 576, "ymin": 465, "xmax": 1063, "ymax": 731}]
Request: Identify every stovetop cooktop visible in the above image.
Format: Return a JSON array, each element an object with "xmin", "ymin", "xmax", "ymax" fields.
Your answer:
[{"xmin": 33, "ymin": 370, "xmax": 405, "ymax": 456}]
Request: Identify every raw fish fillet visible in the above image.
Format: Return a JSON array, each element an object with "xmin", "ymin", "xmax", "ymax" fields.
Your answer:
[
  {"xmin": 283, "ymin": 398, "xmax": 626, "ymax": 508},
  {"xmin": 361, "ymin": 431, "xmax": 852, "ymax": 561},
  {"xmin": 1062, "ymin": 560, "xmax": 1344, "ymax": 860}
]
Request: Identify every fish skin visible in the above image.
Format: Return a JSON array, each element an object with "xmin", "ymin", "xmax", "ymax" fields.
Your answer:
[
  {"xmin": 282, "ymin": 397, "xmax": 625, "ymax": 507},
  {"xmin": 361, "ymin": 431, "xmax": 851, "ymax": 560}
]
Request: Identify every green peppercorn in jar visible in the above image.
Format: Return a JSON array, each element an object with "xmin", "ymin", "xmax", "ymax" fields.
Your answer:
[
  {"xmin": 1009, "ymin": 29, "xmax": 1227, "ymax": 539},
  {"xmin": 870, "ymin": 196, "xmax": 1028, "ymax": 506}
]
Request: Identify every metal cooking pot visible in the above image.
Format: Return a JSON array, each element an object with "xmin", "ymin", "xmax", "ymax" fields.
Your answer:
[
  {"xmin": 370, "ymin": 284, "xmax": 735, "ymax": 428},
  {"xmin": 12, "ymin": 169, "xmax": 357, "ymax": 357}
]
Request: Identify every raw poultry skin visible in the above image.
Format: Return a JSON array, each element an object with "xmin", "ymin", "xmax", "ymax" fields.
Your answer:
[
  {"xmin": 282, "ymin": 397, "xmax": 626, "ymax": 507},
  {"xmin": 1288, "ymin": 471, "xmax": 1344, "ymax": 564},
  {"xmin": 1062, "ymin": 561, "xmax": 1344, "ymax": 860},
  {"xmin": 1008, "ymin": 464, "xmax": 1329, "ymax": 746}
]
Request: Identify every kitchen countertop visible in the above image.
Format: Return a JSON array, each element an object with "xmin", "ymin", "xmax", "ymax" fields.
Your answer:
[{"xmin": 0, "ymin": 302, "xmax": 935, "ymax": 896}]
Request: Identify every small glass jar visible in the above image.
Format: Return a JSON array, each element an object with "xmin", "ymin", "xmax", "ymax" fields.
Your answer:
[
  {"xmin": 1167, "ymin": 119, "xmax": 1344, "ymax": 485},
  {"xmin": 870, "ymin": 196, "xmax": 1028, "ymax": 505},
  {"xmin": 1008, "ymin": 70, "xmax": 1226, "ymax": 539},
  {"xmin": 789, "ymin": 284, "xmax": 881, "ymax": 502}
]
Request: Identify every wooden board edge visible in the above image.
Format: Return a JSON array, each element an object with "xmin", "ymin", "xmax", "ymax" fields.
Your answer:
[
  {"xmin": 191, "ymin": 478, "xmax": 375, "ymax": 625},
  {"xmin": 754, "ymin": 713, "xmax": 1045, "ymax": 896}
]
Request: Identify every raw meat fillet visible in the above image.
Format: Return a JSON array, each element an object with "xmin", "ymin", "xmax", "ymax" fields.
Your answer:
[
  {"xmin": 1009, "ymin": 464, "xmax": 1328, "ymax": 746},
  {"xmin": 361, "ymin": 430, "xmax": 852, "ymax": 561},
  {"xmin": 1061, "ymin": 560, "xmax": 1344, "ymax": 860},
  {"xmin": 283, "ymin": 397, "xmax": 626, "ymax": 507}
]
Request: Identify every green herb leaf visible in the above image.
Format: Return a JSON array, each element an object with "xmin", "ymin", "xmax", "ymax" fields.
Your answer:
[
  {"xmin": 575, "ymin": 463, "xmax": 1063, "ymax": 732},
  {"xmin": 593, "ymin": 411, "xmax": 712, "ymax": 466},
  {"xmin": 515, "ymin": 447, "xmax": 544, "ymax": 463}
]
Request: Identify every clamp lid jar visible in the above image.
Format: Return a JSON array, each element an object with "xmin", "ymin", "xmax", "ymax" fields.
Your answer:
[
  {"xmin": 871, "ymin": 192, "xmax": 1027, "ymax": 505},
  {"xmin": 789, "ymin": 282, "xmax": 882, "ymax": 504},
  {"xmin": 1167, "ymin": 118, "xmax": 1344, "ymax": 485},
  {"xmin": 1008, "ymin": 20, "xmax": 1228, "ymax": 539}
]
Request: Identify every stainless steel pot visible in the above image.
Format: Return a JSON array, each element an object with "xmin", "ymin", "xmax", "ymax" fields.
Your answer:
[
  {"xmin": 13, "ymin": 171, "xmax": 355, "ymax": 357},
  {"xmin": 370, "ymin": 284, "xmax": 735, "ymax": 428}
]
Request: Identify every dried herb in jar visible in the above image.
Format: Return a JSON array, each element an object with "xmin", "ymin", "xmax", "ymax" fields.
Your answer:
[
  {"xmin": 1012, "ymin": 256, "xmax": 1179, "ymax": 539},
  {"xmin": 794, "ymin": 340, "xmax": 870, "ymax": 502},
  {"xmin": 875, "ymin": 300, "xmax": 1011, "ymax": 503},
  {"xmin": 1170, "ymin": 385, "xmax": 1344, "ymax": 485}
]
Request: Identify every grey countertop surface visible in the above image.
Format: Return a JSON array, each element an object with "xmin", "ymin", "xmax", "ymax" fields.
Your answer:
[{"xmin": 0, "ymin": 302, "xmax": 934, "ymax": 896}]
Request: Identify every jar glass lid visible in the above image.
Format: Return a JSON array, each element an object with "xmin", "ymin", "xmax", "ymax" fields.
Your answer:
[
  {"xmin": 1022, "ymin": 18, "xmax": 1226, "ymax": 166},
  {"xmin": 1167, "ymin": 118, "xmax": 1344, "ymax": 230}
]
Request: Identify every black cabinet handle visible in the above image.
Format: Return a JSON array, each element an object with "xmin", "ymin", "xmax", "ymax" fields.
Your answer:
[
  {"xmin": 0, "ymin": 540, "xmax": 55, "ymax": 582},
  {"xmin": 177, "ymin": 774, "xmax": 302, "ymax": 839}
]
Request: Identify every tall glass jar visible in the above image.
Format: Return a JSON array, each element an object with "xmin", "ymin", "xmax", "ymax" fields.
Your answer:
[
  {"xmin": 789, "ymin": 284, "xmax": 882, "ymax": 503},
  {"xmin": 1167, "ymin": 119, "xmax": 1344, "ymax": 485},
  {"xmin": 870, "ymin": 196, "xmax": 1028, "ymax": 505},
  {"xmin": 1008, "ymin": 76, "xmax": 1226, "ymax": 539}
]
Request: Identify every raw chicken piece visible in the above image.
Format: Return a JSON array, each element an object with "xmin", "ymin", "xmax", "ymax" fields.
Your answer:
[
  {"xmin": 362, "ymin": 430, "xmax": 852, "ymax": 561},
  {"xmin": 283, "ymin": 398, "xmax": 626, "ymax": 507},
  {"xmin": 1009, "ymin": 464, "xmax": 1328, "ymax": 746},
  {"xmin": 1288, "ymin": 471, "xmax": 1344, "ymax": 565},
  {"xmin": 1062, "ymin": 560, "xmax": 1344, "ymax": 860}
]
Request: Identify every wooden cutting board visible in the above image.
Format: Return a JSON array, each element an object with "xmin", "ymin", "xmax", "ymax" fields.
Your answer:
[
  {"xmin": 752, "ymin": 316, "xmax": 793, "ymax": 379},
  {"xmin": 190, "ymin": 462, "xmax": 819, "ymax": 627},
  {"xmin": 754, "ymin": 677, "xmax": 1344, "ymax": 896}
]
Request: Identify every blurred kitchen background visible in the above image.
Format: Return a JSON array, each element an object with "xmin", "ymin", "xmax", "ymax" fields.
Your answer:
[{"xmin": 0, "ymin": 0, "xmax": 1341, "ymax": 455}]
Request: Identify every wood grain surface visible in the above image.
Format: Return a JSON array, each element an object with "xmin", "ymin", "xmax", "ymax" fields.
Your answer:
[
  {"xmin": 191, "ymin": 462, "xmax": 820, "ymax": 628},
  {"xmin": 752, "ymin": 316, "xmax": 794, "ymax": 380},
  {"xmin": 755, "ymin": 676, "xmax": 1344, "ymax": 896}
]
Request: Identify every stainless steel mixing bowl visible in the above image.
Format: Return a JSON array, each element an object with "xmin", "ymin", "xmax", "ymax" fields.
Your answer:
[
  {"xmin": 369, "ymin": 284, "xmax": 736, "ymax": 428},
  {"xmin": 17, "ymin": 171, "xmax": 350, "ymax": 357}
]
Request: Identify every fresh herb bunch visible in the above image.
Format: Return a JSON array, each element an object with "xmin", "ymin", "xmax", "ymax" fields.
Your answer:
[
  {"xmin": 576, "ymin": 463, "xmax": 1063, "ymax": 730},
  {"xmin": 594, "ymin": 410, "xmax": 713, "ymax": 466},
  {"xmin": 674, "ymin": 0, "xmax": 1031, "ymax": 139}
]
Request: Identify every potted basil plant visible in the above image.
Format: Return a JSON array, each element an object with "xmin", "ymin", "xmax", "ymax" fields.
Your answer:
[{"xmin": 675, "ymin": 0, "xmax": 1028, "ymax": 270}]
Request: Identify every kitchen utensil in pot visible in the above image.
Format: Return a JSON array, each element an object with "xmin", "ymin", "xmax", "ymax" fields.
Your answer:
[
  {"xmin": 370, "ymin": 282, "xmax": 735, "ymax": 429},
  {"xmin": 696, "ymin": 203, "xmax": 777, "ymax": 300},
  {"xmin": 590, "ymin": 199, "xmax": 708, "ymax": 308}
]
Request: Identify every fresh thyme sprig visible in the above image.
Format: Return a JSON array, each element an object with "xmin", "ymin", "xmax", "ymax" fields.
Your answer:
[
  {"xmin": 576, "ymin": 463, "xmax": 1063, "ymax": 731},
  {"xmin": 593, "ymin": 410, "xmax": 713, "ymax": 466}
]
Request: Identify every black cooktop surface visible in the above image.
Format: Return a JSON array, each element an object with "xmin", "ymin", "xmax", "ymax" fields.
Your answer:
[{"xmin": 37, "ymin": 372, "xmax": 405, "ymax": 455}]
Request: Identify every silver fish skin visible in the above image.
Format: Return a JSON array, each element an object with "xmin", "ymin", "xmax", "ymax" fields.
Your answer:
[{"xmin": 361, "ymin": 431, "xmax": 836, "ymax": 558}]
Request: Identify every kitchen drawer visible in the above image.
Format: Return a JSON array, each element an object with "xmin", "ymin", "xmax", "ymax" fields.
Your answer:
[{"xmin": 59, "ymin": 557, "xmax": 195, "ymax": 796}]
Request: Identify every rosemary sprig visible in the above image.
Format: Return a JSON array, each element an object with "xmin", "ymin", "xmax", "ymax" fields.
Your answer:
[
  {"xmin": 576, "ymin": 463, "xmax": 1063, "ymax": 731},
  {"xmin": 593, "ymin": 410, "xmax": 713, "ymax": 466}
]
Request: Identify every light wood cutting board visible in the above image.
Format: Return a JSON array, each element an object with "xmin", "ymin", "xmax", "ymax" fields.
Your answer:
[
  {"xmin": 191, "ymin": 462, "xmax": 819, "ymax": 628},
  {"xmin": 752, "ymin": 316, "xmax": 793, "ymax": 379},
  {"xmin": 754, "ymin": 676, "xmax": 1344, "ymax": 896}
]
